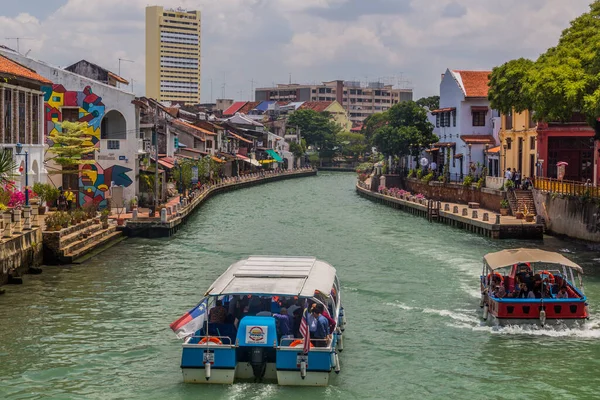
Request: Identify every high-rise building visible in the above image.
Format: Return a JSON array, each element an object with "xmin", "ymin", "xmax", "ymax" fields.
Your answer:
[
  {"xmin": 255, "ymin": 80, "xmax": 413, "ymax": 126},
  {"xmin": 146, "ymin": 6, "xmax": 201, "ymax": 104}
]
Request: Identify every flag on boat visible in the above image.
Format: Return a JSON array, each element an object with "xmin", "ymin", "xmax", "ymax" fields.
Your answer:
[
  {"xmin": 299, "ymin": 299, "xmax": 310, "ymax": 354},
  {"xmin": 170, "ymin": 298, "xmax": 208, "ymax": 339}
]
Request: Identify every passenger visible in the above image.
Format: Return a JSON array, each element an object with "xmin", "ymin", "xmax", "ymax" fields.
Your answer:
[
  {"xmin": 287, "ymin": 299, "xmax": 301, "ymax": 316},
  {"xmin": 494, "ymin": 284, "xmax": 506, "ymax": 298},
  {"xmin": 209, "ymin": 299, "xmax": 228, "ymax": 324},
  {"xmin": 556, "ymin": 286, "xmax": 569, "ymax": 299},
  {"xmin": 273, "ymin": 307, "xmax": 293, "ymax": 340},
  {"xmin": 309, "ymin": 304, "xmax": 329, "ymax": 347},
  {"xmin": 508, "ymin": 283, "xmax": 527, "ymax": 298},
  {"xmin": 543, "ymin": 284, "xmax": 553, "ymax": 299}
]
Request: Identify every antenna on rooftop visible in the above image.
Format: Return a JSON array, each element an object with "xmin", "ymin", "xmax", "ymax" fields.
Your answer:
[{"xmin": 5, "ymin": 37, "xmax": 33, "ymax": 53}]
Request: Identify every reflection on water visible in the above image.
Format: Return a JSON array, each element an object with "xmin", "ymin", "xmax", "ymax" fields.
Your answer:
[{"xmin": 0, "ymin": 172, "xmax": 599, "ymax": 399}]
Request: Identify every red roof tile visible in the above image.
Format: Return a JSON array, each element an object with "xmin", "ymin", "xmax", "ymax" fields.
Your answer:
[
  {"xmin": 0, "ymin": 55, "xmax": 51, "ymax": 84},
  {"xmin": 223, "ymin": 101, "xmax": 247, "ymax": 116},
  {"xmin": 460, "ymin": 135, "xmax": 496, "ymax": 145},
  {"xmin": 298, "ymin": 101, "xmax": 333, "ymax": 113},
  {"xmin": 238, "ymin": 101, "xmax": 261, "ymax": 114},
  {"xmin": 452, "ymin": 70, "xmax": 491, "ymax": 98}
]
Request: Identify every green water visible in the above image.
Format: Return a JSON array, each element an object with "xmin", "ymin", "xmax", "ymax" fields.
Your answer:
[{"xmin": 1, "ymin": 172, "xmax": 600, "ymax": 400}]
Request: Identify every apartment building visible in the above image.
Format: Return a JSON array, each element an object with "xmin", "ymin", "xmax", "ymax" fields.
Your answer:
[
  {"xmin": 255, "ymin": 80, "xmax": 412, "ymax": 126},
  {"xmin": 146, "ymin": 6, "xmax": 201, "ymax": 104}
]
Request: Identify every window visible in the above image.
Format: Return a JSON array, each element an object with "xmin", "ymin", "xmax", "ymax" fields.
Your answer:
[
  {"xmin": 62, "ymin": 108, "xmax": 79, "ymax": 122},
  {"xmin": 452, "ymin": 110, "xmax": 456, "ymax": 127},
  {"xmin": 18, "ymin": 92, "xmax": 25, "ymax": 144},
  {"xmin": 107, "ymin": 140, "xmax": 120, "ymax": 150},
  {"xmin": 506, "ymin": 138, "xmax": 512, "ymax": 150},
  {"xmin": 31, "ymin": 95, "xmax": 39, "ymax": 145},
  {"xmin": 505, "ymin": 111, "xmax": 513, "ymax": 130},
  {"xmin": 3, "ymin": 89, "xmax": 11, "ymax": 143},
  {"xmin": 436, "ymin": 114, "xmax": 440, "ymax": 128},
  {"xmin": 529, "ymin": 111, "xmax": 536, "ymax": 128},
  {"xmin": 206, "ymin": 140, "xmax": 213, "ymax": 149},
  {"xmin": 472, "ymin": 111, "xmax": 486, "ymax": 127},
  {"xmin": 530, "ymin": 136, "xmax": 536, "ymax": 151},
  {"xmin": 445, "ymin": 112, "xmax": 451, "ymax": 127},
  {"xmin": 62, "ymin": 174, "xmax": 78, "ymax": 191}
]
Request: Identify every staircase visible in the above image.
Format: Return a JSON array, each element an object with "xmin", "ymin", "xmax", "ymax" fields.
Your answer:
[
  {"xmin": 59, "ymin": 223, "xmax": 123, "ymax": 264},
  {"xmin": 513, "ymin": 190, "xmax": 537, "ymax": 216}
]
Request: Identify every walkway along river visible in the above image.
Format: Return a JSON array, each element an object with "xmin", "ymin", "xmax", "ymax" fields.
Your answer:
[{"xmin": 1, "ymin": 172, "xmax": 599, "ymax": 399}]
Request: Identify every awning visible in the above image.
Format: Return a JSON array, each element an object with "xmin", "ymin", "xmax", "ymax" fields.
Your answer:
[
  {"xmin": 484, "ymin": 248, "xmax": 583, "ymax": 273},
  {"xmin": 431, "ymin": 107, "xmax": 456, "ymax": 114},
  {"xmin": 425, "ymin": 147, "xmax": 440, "ymax": 153},
  {"xmin": 461, "ymin": 135, "xmax": 496, "ymax": 145},
  {"xmin": 433, "ymin": 142, "xmax": 456, "ymax": 148},
  {"xmin": 486, "ymin": 146, "xmax": 500, "ymax": 154},
  {"xmin": 471, "ymin": 106, "xmax": 489, "ymax": 112},
  {"xmin": 211, "ymin": 156, "xmax": 226, "ymax": 164},
  {"xmin": 454, "ymin": 153, "xmax": 463, "ymax": 159},
  {"xmin": 266, "ymin": 149, "xmax": 284, "ymax": 162},
  {"xmin": 228, "ymin": 130, "xmax": 253, "ymax": 144},
  {"xmin": 236, "ymin": 154, "xmax": 250, "ymax": 161},
  {"xmin": 259, "ymin": 159, "xmax": 276, "ymax": 164},
  {"xmin": 158, "ymin": 159, "xmax": 174, "ymax": 169},
  {"xmin": 250, "ymin": 159, "xmax": 261, "ymax": 167}
]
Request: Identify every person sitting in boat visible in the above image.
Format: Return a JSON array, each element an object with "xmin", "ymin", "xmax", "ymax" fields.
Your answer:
[
  {"xmin": 292, "ymin": 308, "xmax": 303, "ymax": 338},
  {"xmin": 508, "ymin": 283, "xmax": 529, "ymax": 298},
  {"xmin": 493, "ymin": 283, "xmax": 506, "ymax": 298},
  {"xmin": 556, "ymin": 286, "xmax": 569, "ymax": 299},
  {"xmin": 209, "ymin": 299, "xmax": 228, "ymax": 324}
]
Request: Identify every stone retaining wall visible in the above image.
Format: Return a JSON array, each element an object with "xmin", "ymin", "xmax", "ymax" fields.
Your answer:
[
  {"xmin": 532, "ymin": 190, "xmax": 600, "ymax": 242},
  {"xmin": 0, "ymin": 228, "xmax": 43, "ymax": 285},
  {"xmin": 397, "ymin": 178, "xmax": 506, "ymax": 212}
]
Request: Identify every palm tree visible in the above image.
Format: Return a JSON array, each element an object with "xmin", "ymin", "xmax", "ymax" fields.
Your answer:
[{"xmin": 0, "ymin": 149, "xmax": 17, "ymax": 185}]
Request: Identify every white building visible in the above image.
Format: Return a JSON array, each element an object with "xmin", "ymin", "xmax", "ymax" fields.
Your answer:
[
  {"xmin": 430, "ymin": 69, "xmax": 500, "ymax": 178},
  {"xmin": 0, "ymin": 48, "xmax": 141, "ymax": 208},
  {"xmin": 0, "ymin": 53, "xmax": 49, "ymax": 191}
]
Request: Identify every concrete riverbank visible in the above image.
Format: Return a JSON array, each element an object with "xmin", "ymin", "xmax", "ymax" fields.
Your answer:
[
  {"xmin": 356, "ymin": 183, "xmax": 543, "ymax": 240},
  {"xmin": 125, "ymin": 168, "xmax": 317, "ymax": 237}
]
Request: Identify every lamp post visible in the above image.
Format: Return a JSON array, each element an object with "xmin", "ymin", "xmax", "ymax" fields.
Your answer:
[
  {"xmin": 503, "ymin": 145, "xmax": 508, "ymax": 175},
  {"xmin": 15, "ymin": 143, "xmax": 29, "ymax": 206}
]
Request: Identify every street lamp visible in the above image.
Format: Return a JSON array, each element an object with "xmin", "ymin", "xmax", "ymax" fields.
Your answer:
[{"xmin": 15, "ymin": 143, "xmax": 29, "ymax": 206}]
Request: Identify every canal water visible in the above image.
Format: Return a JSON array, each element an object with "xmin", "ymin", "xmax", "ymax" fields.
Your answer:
[{"xmin": 1, "ymin": 172, "xmax": 600, "ymax": 399}]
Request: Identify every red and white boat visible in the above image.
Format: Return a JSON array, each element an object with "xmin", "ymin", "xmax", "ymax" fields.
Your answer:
[{"xmin": 480, "ymin": 248, "xmax": 589, "ymax": 326}]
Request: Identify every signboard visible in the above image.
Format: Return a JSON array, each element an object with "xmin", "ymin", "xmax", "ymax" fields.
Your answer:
[
  {"xmin": 245, "ymin": 325, "xmax": 268, "ymax": 344},
  {"xmin": 203, "ymin": 350, "xmax": 214, "ymax": 365},
  {"xmin": 119, "ymin": 155, "xmax": 126, "ymax": 161},
  {"xmin": 191, "ymin": 166, "xmax": 199, "ymax": 184},
  {"xmin": 296, "ymin": 353, "xmax": 309, "ymax": 367},
  {"xmin": 557, "ymin": 161, "xmax": 568, "ymax": 181}
]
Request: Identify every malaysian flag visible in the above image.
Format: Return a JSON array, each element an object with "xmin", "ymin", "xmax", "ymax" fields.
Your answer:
[{"xmin": 299, "ymin": 299, "xmax": 310, "ymax": 354}]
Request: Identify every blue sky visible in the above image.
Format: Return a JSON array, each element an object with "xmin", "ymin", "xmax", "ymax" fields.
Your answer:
[{"xmin": 0, "ymin": 0, "xmax": 592, "ymax": 103}]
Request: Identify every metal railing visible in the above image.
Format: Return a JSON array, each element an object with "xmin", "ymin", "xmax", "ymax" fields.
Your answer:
[{"xmin": 534, "ymin": 177, "xmax": 600, "ymax": 199}]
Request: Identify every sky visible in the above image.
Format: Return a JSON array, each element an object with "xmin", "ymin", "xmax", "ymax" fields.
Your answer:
[{"xmin": 0, "ymin": 0, "xmax": 593, "ymax": 103}]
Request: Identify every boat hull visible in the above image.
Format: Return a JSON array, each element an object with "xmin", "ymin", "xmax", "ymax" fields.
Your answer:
[{"xmin": 484, "ymin": 297, "xmax": 589, "ymax": 326}]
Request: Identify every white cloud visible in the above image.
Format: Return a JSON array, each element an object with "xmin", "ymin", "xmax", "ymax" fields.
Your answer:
[{"xmin": 0, "ymin": 0, "xmax": 593, "ymax": 101}]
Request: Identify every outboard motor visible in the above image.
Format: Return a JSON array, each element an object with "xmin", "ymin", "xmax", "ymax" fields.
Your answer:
[
  {"xmin": 236, "ymin": 316, "xmax": 277, "ymax": 382},
  {"xmin": 249, "ymin": 347, "xmax": 267, "ymax": 380}
]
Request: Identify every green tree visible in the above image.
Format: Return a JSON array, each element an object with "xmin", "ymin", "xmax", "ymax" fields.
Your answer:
[
  {"xmin": 336, "ymin": 132, "xmax": 367, "ymax": 160},
  {"xmin": 372, "ymin": 101, "xmax": 437, "ymax": 160},
  {"xmin": 0, "ymin": 149, "xmax": 17, "ymax": 185},
  {"xmin": 488, "ymin": 58, "xmax": 535, "ymax": 114},
  {"xmin": 416, "ymin": 95, "xmax": 440, "ymax": 111},
  {"xmin": 361, "ymin": 112, "xmax": 389, "ymax": 143},
  {"xmin": 47, "ymin": 121, "xmax": 97, "ymax": 175},
  {"xmin": 287, "ymin": 109, "xmax": 340, "ymax": 157},
  {"xmin": 488, "ymin": 2, "xmax": 600, "ymax": 135}
]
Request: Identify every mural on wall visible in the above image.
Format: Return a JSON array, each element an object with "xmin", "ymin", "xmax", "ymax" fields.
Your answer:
[
  {"xmin": 43, "ymin": 84, "xmax": 133, "ymax": 207},
  {"xmin": 80, "ymin": 164, "xmax": 133, "ymax": 208}
]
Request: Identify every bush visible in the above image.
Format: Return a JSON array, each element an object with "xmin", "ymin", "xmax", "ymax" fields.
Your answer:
[
  {"xmin": 407, "ymin": 169, "xmax": 415, "ymax": 178},
  {"xmin": 475, "ymin": 177, "xmax": 485, "ymax": 190},
  {"xmin": 438, "ymin": 175, "xmax": 445, "ymax": 183},
  {"xmin": 463, "ymin": 175, "xmax": 474, "ymax": 187},
  {"xmin": 504, "ymin": 180, "xmax": 515, "ymax": 190},
  {"xmin": 416, "ymin": 169, "xmax": 424, "ymax": 179},
  {"xmin": 500, "ymin": 199, "xmax": 510, "ymax": 208},
  {"xmin": 356, "ymin": 162, "xmax": 374, "ymax": 174},
  {"xmin": 422, "ymin": 172, "xmax": 434, "ymax": 183}
]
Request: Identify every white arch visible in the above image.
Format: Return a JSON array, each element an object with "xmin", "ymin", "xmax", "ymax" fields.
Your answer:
[
  {"xmin": 31, "ymin": 160, "xmax": 39, "ymax": 184},
  {"xmin": 101, "ymin": 109, "xmax": 127, "ymax": 140}
]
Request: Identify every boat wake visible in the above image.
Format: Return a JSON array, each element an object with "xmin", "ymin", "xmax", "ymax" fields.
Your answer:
[{"xmin": 386, "ymin": 301, "xmax": 600, "ymax": 338}]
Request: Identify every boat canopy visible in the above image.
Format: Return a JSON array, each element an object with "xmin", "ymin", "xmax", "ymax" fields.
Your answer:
[
  {"xmin": 204, "ymin": 256, "xmax": 337, "ymax": 298},
  {"xmin": 484, "ymin": 248, "xmax": 583, "ymax": 273}
]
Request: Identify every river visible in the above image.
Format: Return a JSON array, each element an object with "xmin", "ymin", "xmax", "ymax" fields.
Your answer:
[{"xmin": 1, "ymin": 172, "xmax": 600, "ymax": 399}]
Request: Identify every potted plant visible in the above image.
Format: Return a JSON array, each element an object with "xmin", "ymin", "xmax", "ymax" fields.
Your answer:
[
  {"xmin": 500, "ymin": 199, "xmax": 510, "ymax": 216},
  {"xmin": 524, "ymin": 205, "xmax": 535, "ymax": 222},
  {"xmin": 100, "ymin": 209, "xmax": 110, "ymax": 229},
  {"xmin": 515, "ymin": 203, "xmax": 525, "ymax": 220},
  {"xmin": 129, "ymin": 198, "xmax": 138, "ymax": 211},
  {"xmin": 46, "ymin": 187, "xmax": 60, "ymax": 211},
  {"xmin": 33, "ymin": 182, "xmax": 48, "ymax": 215}
]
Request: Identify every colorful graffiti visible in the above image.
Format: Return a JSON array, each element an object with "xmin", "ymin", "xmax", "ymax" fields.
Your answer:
[
  {"xmin": 43, "ymin": 84, "xmax": 133, "ymax": 206},
  {"xmin": 43, "ymin": 84, "xmax": 105, "ymax": 147},
  {"xmin": 80, "ymin": 164, "xmax": 133, "ymax": 208}
]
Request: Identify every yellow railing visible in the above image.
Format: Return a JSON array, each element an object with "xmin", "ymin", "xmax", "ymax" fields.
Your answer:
[{"xmin": 534, "ymin": 177, "xmax": 600, "ymax": 198}]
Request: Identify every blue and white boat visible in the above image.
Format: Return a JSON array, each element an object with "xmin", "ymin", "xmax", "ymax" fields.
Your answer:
[{"xmin": 170, "ymin": 256, "xmax": 346, "ymax": 386}]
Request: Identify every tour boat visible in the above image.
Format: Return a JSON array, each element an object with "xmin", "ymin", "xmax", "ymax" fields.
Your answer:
[
  {"xmin": 170, "ymin": 256, "xmax": 346, "ymax": 386},
  {"xmin": 480, "ymin": 248, "xmax": 589, "ymax": 326}
]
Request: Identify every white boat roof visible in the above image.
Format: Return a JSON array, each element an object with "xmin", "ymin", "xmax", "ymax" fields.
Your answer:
[
  {"xmin": 205, "ymin": 256, "xmax": 337, "ymax": 298},
  {"xmin": 484, "ymin": 248, "xmax": 583, "ymax": 273}
]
